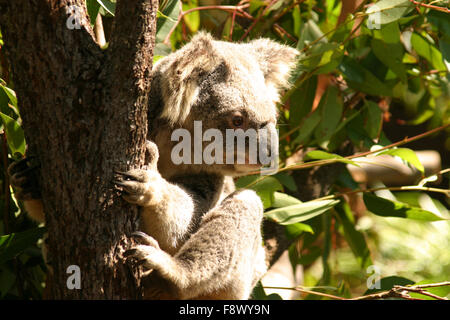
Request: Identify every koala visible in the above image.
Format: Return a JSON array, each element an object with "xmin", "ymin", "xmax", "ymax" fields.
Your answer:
[{"xmin": 9, "ymin": 32, "xmax": 298, "ymax": 300}]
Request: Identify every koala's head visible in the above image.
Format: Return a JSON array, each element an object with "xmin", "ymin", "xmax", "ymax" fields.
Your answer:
[{"xmin": 150, "ymin": 32, "xmax": 298, "ymax": 176}]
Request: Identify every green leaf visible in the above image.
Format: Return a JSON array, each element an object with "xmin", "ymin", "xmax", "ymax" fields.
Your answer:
[
  {"xmin": 377, "ymin": 148, "xmax": 424, "ymax": 173},
  {"xmin": 297, "ymin": 20, "xmax": 326, "ymax": 51},
  {"xmin": 299, "ymin": 42, "xmax": 343, "ymax": 73},
  {"xmin": 411, "ymin": 33, "xmax": 447, "ymax": 72},
  {"xmin": 338, "ymin": 56, "xmax": 364, "ymax": 83},
  {"xmin": 339, "ymin": 57, "xmax": 392, "ymax": 96},
  {"xmin": 0, "ymin": 227, "xmax": 46, "ymax": 264},
  {"xmin": 335, "ymin": 202, "xmax": 372, "ymax": 269},
  {"xmin": 272, "ymin": 192, "xmax": 302, "ymax": 208},
  {"xmin": 289, "ymin": 76, "xmax": 317, "ymax": 127},
  {"xmin": 363, "ymin": 193, "xmax": 445, "ymax": 221},
  {"xmin": 364, "ymin": 276, "xmax": 415, "ymax": 295},
  {"xmin": 0, "ymin": 112, "xmax": 26, "ymax": 157},
  {"xmin": 313, "ymin": 86, "xmax": 344, "ymax": 144},
  {"xmin": 86, "ymin": 0, "xmax": 101, "ymax": 25},
  {"xmin": 274, "ymin": 172, "xmax": 298, "ymax": 192},
  {"xmin": 427, "ymin": 10, "xmax": 450, "ymax": 36},
  {"xmin": 304, "ymin": 150, "xmax": 359, "ymax": 166},
  {"xmin": 236, "ymin": 175, "xmax": 283, "ymax": 209},
  {"xmin": 182, "ymin": 0, "xmax": 200, "ymax": 33},
  {"xmin": 364, "ymin": 100, "xmax": 383, "ymax": 139},
  {"xmin": 0, "ymin": 84, "xmax": 17, "ymax": 108},
  {"xmin": 265, "ymin": 199, "xmax": 340, "ymax": 225},
  {"xmin": 285, "ymin": 222, "xmax": 314, "ymax": 239},
  {"xmin": 292, "ymin": 107, "xmax": 321, "ymax": 145},
  {"xmin": 366, "ymin": 0, "xmax": 413, "ymax": 26},
  {"xmin": 371, "ymin": 39, "xmax": 407, "ymax": 82},
  {"xmin": 373, "ymin": 21, "xmax": 401, "ymax": 44},
  {"xmin": 156, "ymin": 0, "xmax": 181, "ymax": 43},
  {"xmin": 97, "ymin": 0, "xmax": 116, "ymax": 16},
  {"xmin": 408, "ymin": 280, "xmax": 450, "ymax": 300}
]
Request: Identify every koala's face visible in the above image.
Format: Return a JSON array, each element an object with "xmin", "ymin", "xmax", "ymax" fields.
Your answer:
[{"xmin": 152, "ymin": 32, "xmax": 298, "ymax": 176}]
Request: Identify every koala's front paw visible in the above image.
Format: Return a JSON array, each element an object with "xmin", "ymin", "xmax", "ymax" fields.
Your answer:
[
  {"xmin": 114, "ymin": 140, "xmax": 163, "ymax": 207},
  {"xmin": 113, "ymin": 168, "xmax": 164, "ymax": 207},
  {"xmin": 125, "ymin": 232, "xmax": 168, "ymax": 272},
  {"xmin": 8, "ymin": 157, "xmax": 41, "ymax": 200}
]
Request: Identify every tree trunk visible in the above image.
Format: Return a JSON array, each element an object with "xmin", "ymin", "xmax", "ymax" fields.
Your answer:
[{"xmin": 0, "ymin": 0, "xmax": 158, "ymax": 299}]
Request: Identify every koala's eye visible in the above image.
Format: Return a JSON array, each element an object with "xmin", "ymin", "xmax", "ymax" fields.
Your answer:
[
  {"xmin": 227, "ymin": 111, "xmax": 247, "ymax": 129},
  {"xmin": 232, "ymin": 115, "xmax": 244, "ymax": 127}
]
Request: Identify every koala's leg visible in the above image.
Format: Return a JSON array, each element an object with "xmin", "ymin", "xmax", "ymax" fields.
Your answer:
[
  {"xmin": 114, "ymin": 141, "xmax": 196, "ymax": 253},
  {"xmin": 8, "ymin": 157, "xmax": 45, "ymax": 223},
  {"xmin": 126, "ymin": 189, "xmax": 266, "ymax": 300}
]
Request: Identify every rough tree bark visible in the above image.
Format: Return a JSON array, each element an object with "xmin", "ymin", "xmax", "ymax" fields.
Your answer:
[{"xmin": 0, "ymin": 0, "xmax": 158, "ymax": 299}]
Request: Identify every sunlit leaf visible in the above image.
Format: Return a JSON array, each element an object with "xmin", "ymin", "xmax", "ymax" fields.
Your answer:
[
  {"xmin": 304, "ymin": 150, "xmax": 359, "ymax": 166},
  {"xmin": 86, "ymin": 0, "xmax": 101, "ymax": 25},
  {"xmin": 156, "ymin": 0, "xmax": 181, "ymax": 43},
  {"xmin": 371, "ymin": 39, "xmax": 407, "ymax": 82},
  {"xmin": 97, "ymin": 0, "xmax": 116, "ymax": 16},
  {"xmin": 377, "ymin": 148, "xmax": 424, "ymax": 173},
  {"xmin": 272, "ymin": 192, "xmax": 302, "ymax": 208},
  {"xmin": 0, "ymin": 112, "xmax": 26, "ymax": 157},
  {"xmin": 411, "ymin": 33, "xmax": 447, "ymax": 72},
  {"xmin": 236, "ymin": 175, "xmax": 283, "ymax": 209},
  {"xmin": 363, "ymin": 193, "xmax": 445, "ymax": 221},
  {"xmin": 265, "ymin": 199, "xmax": 339, "ymax": 225},
  {"xmin": 285, "ymin": 222, "xmax": 314, "ymax": 239},
  {"xmin": 182, "ymin": 0, "xmax": 200, "ymax": 33},
  {"xmin": 366, "ymin": 0, "xmax": 413, "ymax": 26}
]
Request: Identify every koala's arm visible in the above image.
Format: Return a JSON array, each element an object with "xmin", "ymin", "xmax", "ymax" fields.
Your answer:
[
  {"xmin": 115, "ymin": 142, "xmax": 223, "ymax": 254},
  {"xmin": 127, "ymin": 189, "xmax": 266, "ymax": 300}
]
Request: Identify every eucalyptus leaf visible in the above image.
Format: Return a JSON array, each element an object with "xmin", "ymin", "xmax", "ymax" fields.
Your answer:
[
  {"xmin": 366, "ymin": 0, "xmax": 413, "ymax": 26},
  {"xmin": 377, "ymin": 148, "xmax": 424, "ymax": 173},
  {"xmin": 0, "ymin": 112, "xmax": 26, "ymax": 157},
  {"xmin": 363, "ymin": 193, "xmax": 445, "ymax": 221},
  {"xmin": 411, "ymin": 33, "xmax": 447, "ymax": 72},
  {"xmin": 265, "ymin": 199, "xmax": 339, "ymax": 225},
  {"xmin": 0, "ymin": 227, "xmax": 46, "ymax": 264},
  {"xmin": 304, "ymin": 150, "xmax": 359, "ymax": 166},
  {"xmin": 363, "ymin": 276, "xmax": 415, "ymax": 295}
]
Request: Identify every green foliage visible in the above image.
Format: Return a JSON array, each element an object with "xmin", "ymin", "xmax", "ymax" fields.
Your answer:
[{"xmin": 0, "ymin": 0, "xmax": 449, "ymax": 300}]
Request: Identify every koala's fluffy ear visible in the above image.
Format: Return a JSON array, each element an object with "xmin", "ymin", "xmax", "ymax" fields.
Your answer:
[
  {"xmin": 157, "ymin": 32, "xmax": 220, "ymax": 126},
  {"xmin": 249, "ymin": 39, "xmax": 299, "ymax": 90}
]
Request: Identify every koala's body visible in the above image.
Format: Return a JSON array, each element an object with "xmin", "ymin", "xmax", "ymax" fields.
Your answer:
[{"xmin": 9, "ymin": 32, "xmax": 298, "ymax": 300}]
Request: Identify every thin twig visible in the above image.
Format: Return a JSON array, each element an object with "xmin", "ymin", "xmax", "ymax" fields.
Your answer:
[
  {"xmin": 408, "ymin": 0, "xmax": 450, "ymax": 13},
  {"xmin": 265, "ymin": 282, "xmax": 450, "ymax": 300},
  {"xmin": 316, "ymin": 185, "xmax": 450, "ymax": 202},
  {"xmin": 239, "ymin": 123, "xmax": 450, "ymax": 184},
  {"xmin": 263, "ymin": 285, "xmax": 346, "ymax": 300},
  {"xmin": 163, "ymin": 4, "xmax": 251, "ymax": 44},
  {"xmin": 239, "ymin": 0, "xmax": 278, "ymax": 41}
]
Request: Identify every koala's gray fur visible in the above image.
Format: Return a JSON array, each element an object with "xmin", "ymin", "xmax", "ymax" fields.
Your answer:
[
  {"xmin": 117, "ymin": 32, "xmax": 298, "ymax": 299},
  {"xmin": 9, "ymin": 32, "xmax": 298, "ymax": 300}
]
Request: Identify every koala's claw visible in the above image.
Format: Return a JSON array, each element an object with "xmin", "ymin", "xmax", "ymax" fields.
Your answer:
[
  {"xmin": 131, "ymin": 231, "xmax": 160, "ymax": 248},
  {"xmin": 113, "ymin": 168, "xmax": 163, "ymax": 206}
]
